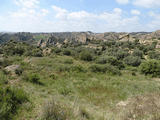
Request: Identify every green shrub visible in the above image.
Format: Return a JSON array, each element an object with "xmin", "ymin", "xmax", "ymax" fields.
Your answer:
[
  {"xmin": 3, "ymin": 44, "xmax": 25, "ymax": 56},
  {"xmin": 15, "ymin": 67, "xmax": 23, "ymax": 76},
  {"xmin": 96, "ymin": 57, "xmax": 108, "ymax": 64},
  {"xmin": 63, "ymin": 49, "xmax": 71, "ymax": 56},
  {"xmin": 71, "ymin": 65, "xmax": 87, "ymax": 73},
  {"xmin": 132, "ymin": 49, "xmax": 143, "ymax": 58},
  {"xmin": 57, "ymin": 65, "xmax": 71, "ymax": 72},
  {"xmin": 132, "ymin": 72, "xmax": 136, "ymax": 76},
  {"xmin": 31, "ymin": 48, "xmax": 43, "ymax": 57},
  {"xmin": 63, "ymin": 59, "xmax": 73, "ymax": 64},
  {"xmin": 0, "ymin": 87, "xmax": 28, "ymax": 120},
  {"xmin": 58, "ymin": 87, "xmax": 72, "ymax": 96},
  {"xmin": 79, "ymin": 107, "xmax": 91, "ymax": 120},
  {"xmin": 0, "ymin": 72, "xmax": 8, "ymax": 85},
  {"xmin": 89, "ymin": 64, "xmax": 121, "ymax": 75},
  {"xmin": 49, "ymin": 74, "xmax": 56, "ymax": 80},
  {"xmin": 115, "ymin": 50, "xmax": 129, "ymax": 60},
  {"xmin": 53, "ymin": 48, "xmax": 61, "ymax": 54},
  {"xmin": 80, "ymin": 51, "xmax": 93, "ymax": 61},
  {"xmin": 89, "ymin": 64, "xmax": 107, "ymax": 73},
  {"xmin": 124, "ymin": 56, "xmax": 141, "ymax": 67},
  {"xmin": 0, "ymin": 58, "xmax": 12, "ymax": 67},
  {"xmin": 140, "ymin": 60, "xmax": 160, "ymax": 77},
  {"xmin": 96, "ymin": 56, "xmax": 124, "ymax": 69},
  {"xmin": 105, "ymin": 64, "xmax": 122, "ymax": 75},
  {"xmin": 148, "ymin": 51, "xmax": 160, "ymax": 60},
  {"xmin": 57, "ymin": 65, "xmax": 86, "ymax": 73},
  {"xmin": 13, "ymin": 46, "xmax": 25, "ymax": 55},
  {"xmin": 23, "ymin": 73, "xmax": 41, "ymax": 84}
]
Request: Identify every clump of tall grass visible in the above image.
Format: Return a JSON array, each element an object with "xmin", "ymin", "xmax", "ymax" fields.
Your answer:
[{"xmin": 41, "ymin": 99, "xmax": 73, "ymax": 120}]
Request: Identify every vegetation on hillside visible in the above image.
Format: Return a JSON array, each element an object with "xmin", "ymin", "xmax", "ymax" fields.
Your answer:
[{"xmin": 0, "ymin": 38, "xmax": 160, "ymax": 120}]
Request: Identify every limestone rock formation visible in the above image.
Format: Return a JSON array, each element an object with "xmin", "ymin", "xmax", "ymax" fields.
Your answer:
[
  {"xmin": 5, "ymin": 65, "xmax": 20, "ymax": 74},
  {"xmin": 1, "ymin": 30, "xmax": 160, "ymax": 47},
  {"xmin": 119, "ymin": 34, "xmax": 130, "ymax": 42}
]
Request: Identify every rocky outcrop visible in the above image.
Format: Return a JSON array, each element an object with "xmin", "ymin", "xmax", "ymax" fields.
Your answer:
[
  {"xmin": 5, "ymin": 65, "xmax": 20, "ymax": 74},
  {"xmin": 119, "ymin": 34, "xmax": 130, "ymax": 42},
  {"xmin": 43, "ymin": 48, "xmax": 52, "ymax": 56},
  {"xmin": 37, "ymin": 32, "xmax": 95, "ymax": 48},
  {"xmin": 2, "ymin": 30, "xmax": 160, "ymax": 47},
  {"xmin": 156, "ymin": 44, "xmax": 160, "ymax": 49}
]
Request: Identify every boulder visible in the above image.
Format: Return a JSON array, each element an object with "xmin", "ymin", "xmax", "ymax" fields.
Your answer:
[{"xmin": 5, "ymin": 65, "xmax": 20, "ymax": 73}]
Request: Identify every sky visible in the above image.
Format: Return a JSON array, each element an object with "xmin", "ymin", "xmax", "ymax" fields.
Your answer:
[{"xmin": 0, "ymin": 0, "xmax": 160, "ymax": 33}]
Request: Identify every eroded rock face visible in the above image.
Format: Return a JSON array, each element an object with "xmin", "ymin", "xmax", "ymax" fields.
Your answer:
[
  {"xmin": 37, "ymin": 37, "xmax": 56, "ymax": 48},
  {"xmin": 156, "ymin": 44, "xmax": 160, "ymax": 49},
  {"xmin": 37, "ymin": 32, "xmax": 94, "ymax": 48},
  {"xmin": 37, "ymin": 32, "xmax": 151, "ymax": 48},
  {"xmin": 2, "ymin": 30, "xmax": 160, "ymax": 47},
  {"xmin": 119, "ymin": 34, "xmax": 130, "ymax": 42},
  {"xmin": 43, "ymin": 48, "xmax": 52, "ymax": 56}
]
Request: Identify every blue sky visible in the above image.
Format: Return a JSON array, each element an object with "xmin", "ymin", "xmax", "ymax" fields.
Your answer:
[{"xmin": 0, "ymin": 0, "xmax": 160, "ymax": 32}]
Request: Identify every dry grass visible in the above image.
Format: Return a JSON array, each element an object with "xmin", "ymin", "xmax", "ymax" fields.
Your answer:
[{"xmin": 115, "ymin": 93, "xmax": 160, "ymax": 120}]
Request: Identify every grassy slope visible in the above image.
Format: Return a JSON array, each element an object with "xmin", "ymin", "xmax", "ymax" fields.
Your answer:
[{"xmin": 8, "ymin": 55, "xmax": 160, "ymax": 119}]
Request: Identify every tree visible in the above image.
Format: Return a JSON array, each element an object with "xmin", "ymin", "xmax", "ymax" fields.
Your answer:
[
  {"xmin": 124, "ymin": 56, "xmax": 141, "ymax": 67},
  {"xmin": 80, "ymin": 51, "xmax": 93, "ymax": 61},
  {"xmin": 140, "ymin": 60, "xmax": 160, "ymax": 77}
]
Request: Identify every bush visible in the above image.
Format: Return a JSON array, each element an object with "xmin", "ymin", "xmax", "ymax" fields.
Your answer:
[
  {"xmin": 57, "ymin": 65, "xmax": 71, "ymax": 72},
  {"xmin": 96, "ymin": 57, "xmax": 108, "ymax": 64},
  {"xmin": 63, "ymin": 49, "xmax": 71, "ymax": 56},
  {"xmin": 31, "ymin": 48, "xmax": 43, "ymax": 57},
  {"xmin": 63, "ymin": 59, "xmax": 73, "ymax": 64},
  {"xmin": 148, "ymin": 51, "xmax": 160, "ymax": 60},
  {"xmin": 23, "ymin": 73, "xmax": 41, "ymax": 84},
  {"xmin": 89, "ymin": 64, "xmax": 107, "ymax": 73},
  {"xmin": 115, "ymin": 50, "xmax": 129, "ymax": 60},
  {"xmin": 124, "ymin": 56, "xmax": 141, "ymax": 67},
  {"xmin": 58, "ymin": 87, "xmax": 72, "ymax": 96},
  {"xmin": 80, "ymin": 51, "xmax": 93, "ymax": 61},
  {"xmin": 71, "ymin": 65, "xmax": 87, "ymax": 73},
  {"xmin": 13, "ymin": 46, "xmax": 25, "ymax": 55},
  {"xmin": 132, "ymin": 49, "xmax": 143, "ymax": 58},
  {"xmin": 49, "ymin": 73, "xmax": 56, "ymax": 80},
  {"xmin": 53, "ymin": 48, "xmax": 61, "ymax": 54},
  {"xmin": 41, "ymin": 99, "xmax": 72, "ymax": 120},
  {"xmin": 140, "ymin": 60, "xmax": 160, "ymax": 77},
  {"xmin": 0, "ymin": 58, "xmax": 12, "ymax": 67},
  {"xmin": 57, "ymin": 65, "xmax": 86, "ymax": 73},
  {"xmin": 96, "ymin": 56, "xmax": 124, "ymax": 69},
  {"xmin": 15, "ymin": 67, "xmax": 23, "ymax": 76},
  {"xmin": 79, "ymin": 107, "xmax": 91, "ymax": 120},
  {"xmin": 89, "ymin": 64, "xmax": 121, "ymax": 75},
  {"xmin": 0, "ymin": 87, "xmax": 28, "ymax": 120},
  {"xmin": 0, "ymin": 72, "xmax": 8, "ymax": 85}
]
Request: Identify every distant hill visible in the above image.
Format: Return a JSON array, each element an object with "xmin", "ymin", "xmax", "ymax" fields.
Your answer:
[{"xmin": 0, "ymin": 30, "xmax": 160, "ymax": 47}]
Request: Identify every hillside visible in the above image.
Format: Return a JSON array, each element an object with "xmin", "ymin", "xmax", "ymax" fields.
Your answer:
[
  {"xmin": 0, "ymin": 31, "xmax": 160, "ymax": 120},
  {"xmin": 1, "ymin": 30, "xmax": 160, "ymax": 46}
]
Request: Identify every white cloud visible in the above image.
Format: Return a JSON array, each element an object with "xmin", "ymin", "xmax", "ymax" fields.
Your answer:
[
  {"xmin": 116, "ymin": 0, "xmax": 129, "ymax": 5},
  {"xmin": 50, "ymin": 6, "xmax": 143, "ymax": 32},
  {"xmin": 52, "ymin": 5, "xmax": 68, "ymax": 19},
  {"xmin": 14, "ymin": 0, "xmax": 40, "ymax": 8},
  {"xmin": 113, "ymin": 8, "xmax": 122, "ymax": 14},
  {"xmin": 133, "ymin": 0, "xmax": 160, "ymax": 8},
  {"xmin": 146, "ymin": 11, "xmax": 160, "ymax": 30},
  {"xmin": 0, "ymin": 3, "xmax": 150, "ymax": 32},
  {"xmin": 41, "ymin": 9, "xmax": 49, "ymax": 16},
  {"xmin": 131, "ymin": 9, "xmax": 141, "ymax": 15}
]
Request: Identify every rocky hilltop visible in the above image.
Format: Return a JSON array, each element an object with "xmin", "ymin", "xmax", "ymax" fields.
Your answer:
[{"xmin": 1, "ymin": 30, "xmax": 160, "ymax": 48}]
